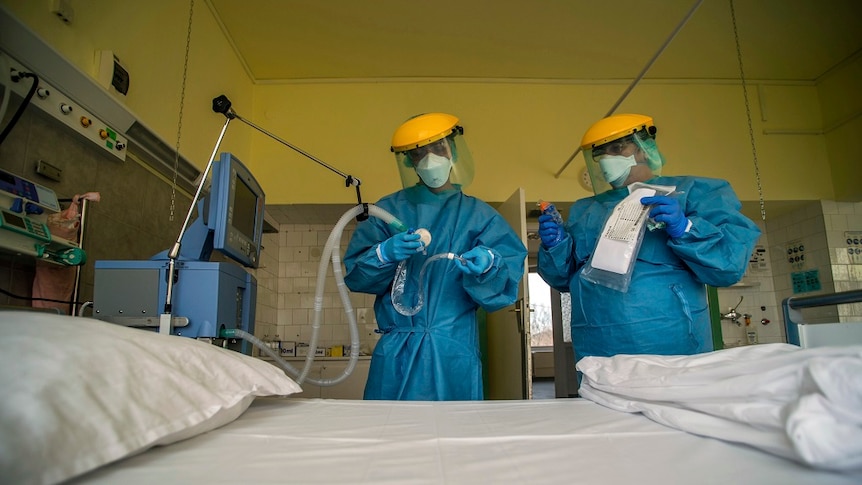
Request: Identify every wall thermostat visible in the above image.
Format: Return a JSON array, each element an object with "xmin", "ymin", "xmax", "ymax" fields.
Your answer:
[{"xmin": 97, "ymin": 50, "xmax": 129, "ymax": 97}]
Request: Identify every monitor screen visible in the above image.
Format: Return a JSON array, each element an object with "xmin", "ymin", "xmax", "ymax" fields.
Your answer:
[
  {"xmin": 208, "ymin": 153, "xmax": 265, "ymax": 268},
  {"xmin": 232, "ymin": 176, "xmax": 257, "ymax": 241}
]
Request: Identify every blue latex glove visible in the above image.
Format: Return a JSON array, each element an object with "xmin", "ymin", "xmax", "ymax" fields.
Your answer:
[
  {"xmin": 641, "ymin": 195, "xmax": 688, "ymax": 238},
  {"xmin": 537, "ymin": 213, "xmax": 566, "ymax": 248},
  {"xmin": 379, "ymin": 232, "xmax": 423, "ymax": 263},
  {"xmin": 457, "ymin": 247, "xmax": 494, "ymax": 276}
]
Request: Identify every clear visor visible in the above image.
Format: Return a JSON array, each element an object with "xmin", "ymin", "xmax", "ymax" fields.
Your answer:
[
  {"xmin": 582, "ymin": 129, "xmax": 665, "ymax": 195},
  {"xmin": 394, "ymin": 133, "xmax": 475, "ymax": 189}
]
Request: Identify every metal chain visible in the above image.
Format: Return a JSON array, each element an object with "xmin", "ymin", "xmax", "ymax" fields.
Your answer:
[
  {"xmin": 170, "ymin": 0, "xmax": 195, "ymax": 222},
  {"xmin": 730, "ymin": 0, "xmax": 766, "ymax": 221}
]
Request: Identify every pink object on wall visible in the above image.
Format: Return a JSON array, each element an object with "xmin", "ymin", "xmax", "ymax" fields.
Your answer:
[{"xmin": 32, "ymin": 192, "xmax": 100, "ymax": 314}]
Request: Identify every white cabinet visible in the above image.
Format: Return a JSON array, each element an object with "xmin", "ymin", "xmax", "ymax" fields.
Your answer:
[{"xmin": 289, "ymin": 358, "xmax": 371, "ymax": 399}]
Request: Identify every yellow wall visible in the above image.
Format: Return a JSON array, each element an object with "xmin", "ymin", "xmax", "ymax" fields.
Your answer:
[
  {"xmin": 1, "ymin": 0, "xmax": 255, "ymax": 169},
  {"xmin": 3, "ymin": 0, "xmax": 857, "ymax": 207},
  {"xmin": 252, "ymin": 80, "xmax": 831, "ymax": 206},
  {"xmin": 818, "ymin": 55, "xmax": 862, "ymax": 201}
]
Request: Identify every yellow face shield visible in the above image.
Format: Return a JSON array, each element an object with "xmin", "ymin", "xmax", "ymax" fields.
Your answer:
[{"xmin": 391, "ymin": 113, "xmax": 474, "ymax": 190}]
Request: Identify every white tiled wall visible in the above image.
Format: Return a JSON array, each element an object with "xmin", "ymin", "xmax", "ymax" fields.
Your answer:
[
  {"xmin": 260, "ymin": 201, "xmax": 862, "ymax": 353},
  {"xmin": 254, "ymin": 221, "xmax": 380, "ymax": 355},
  {"xmin": 717, "ymin": 200, "xmax": 862, "ymax": 348},
  {"xmin": 823, "ymin": 201, "xmax": 862, "ymax": 321},
  {"xmin": 717, "ymin": 219, "xmax": 783, "ymax": 347},
  {"xmin": 252, "ymin": 230, "xmax": 280, "ymax": 339}
]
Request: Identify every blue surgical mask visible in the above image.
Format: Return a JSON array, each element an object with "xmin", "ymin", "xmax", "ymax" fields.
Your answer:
[
  {"xmin": 599, "ymin": 154, "xmax": 637, "ymax": 187},
  {"xmin": 415, "ymin": 153, "xmax": 452, "ymax": 188}
]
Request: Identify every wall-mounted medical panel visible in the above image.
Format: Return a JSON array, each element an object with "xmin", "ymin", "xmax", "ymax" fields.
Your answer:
[
  {"xmin": 0, "ymin": 4, "xmax": 200, "ymax": 193},
  {"xmin": 3, "ymin": 53, "xmax": 128, "ymax": 162}
]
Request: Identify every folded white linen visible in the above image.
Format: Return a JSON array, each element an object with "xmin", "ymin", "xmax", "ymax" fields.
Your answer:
[{"xmin": 576, "ymin": 343, "xmax": 862, "ymax": 471}]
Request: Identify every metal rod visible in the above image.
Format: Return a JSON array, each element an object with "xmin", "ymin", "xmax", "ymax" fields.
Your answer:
[
  {"xmin": 232, "ymin": 113, "xmax": 361, "ymax": 186},
  {"xmin": 163, "ymin": 116, "xmax": 232, "ymax": 317},
  {"xmin": 554, "ymin": 0, "xmax": 706, "ymax": 178},
  {"xmin": 784, "ymin": 289, "xmax": 862, "ymax": 310},
  {"xmin": 72, "ymin": 198, "xmax": 88, "ymax": 316},
  {"xmin": 782, "ymin": 289, "xmax": 862, "ymax": 346}
]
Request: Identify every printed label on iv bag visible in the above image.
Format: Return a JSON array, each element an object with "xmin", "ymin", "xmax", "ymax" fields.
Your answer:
[{"xmin": 590, "ymin": 187, "xmax": 655, "ymax": 274}]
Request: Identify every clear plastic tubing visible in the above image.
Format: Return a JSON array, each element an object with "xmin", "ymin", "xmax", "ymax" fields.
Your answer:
[
  {"xmin": 225, "ymin": 203, "xmax": 407, "ymax": 386},
  {"xmin": 391, "ymin": 252, "xmax": 466, "ymax": 316}
]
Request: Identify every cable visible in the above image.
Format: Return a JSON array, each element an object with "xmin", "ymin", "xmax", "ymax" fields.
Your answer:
[
  {"xmin": 0, "ymin": 287, "xmax": 86, "ymax": 306},
  {"xmin": 0, "ymin": 53, "xmax": 11, "ymax": 134},
  {"xmin": 0, "ymin": 69, "xmax": 39, "ymax": 145},
  {"xmin": 170, "ymin": 0, "xmax": 195, "ymax": 222},
  {"xmin": 730, "ymin": 0, "xmax": 766, "ymax": 221}
]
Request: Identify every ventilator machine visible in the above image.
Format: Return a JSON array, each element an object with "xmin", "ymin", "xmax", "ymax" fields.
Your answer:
[
  {"xmin": 92, "ymin": 152, "xmax": 264, "ymax": 355},
  {"xmin": 91, "ymin": 95, "xmax": 467, "ymax": 388}
]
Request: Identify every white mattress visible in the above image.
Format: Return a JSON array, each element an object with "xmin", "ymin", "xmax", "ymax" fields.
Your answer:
[{"xmin": 73, "ymin": 397, "xmax": 862, "ymax": 485}]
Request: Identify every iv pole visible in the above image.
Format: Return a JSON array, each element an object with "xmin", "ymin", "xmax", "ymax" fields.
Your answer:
[
  {"xmin": 158, "ymin": 114, "xmax": 231, "ymax": 335},
  {"xmin": 211, "ymin": 95, "xmax": 365, "ymax": 203},
  {"xmin": 158, "ymin": 94, "xmax": 369, "ymax": 336}
]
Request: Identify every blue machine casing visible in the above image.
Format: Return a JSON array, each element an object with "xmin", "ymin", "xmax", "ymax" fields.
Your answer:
[
  {"xmin": 93, "ymin": 259, "xmax": 256, "ymax": 355},
  {"xmin": 92, "ymin": 153, "xmax": 263, "ymax": 355}
]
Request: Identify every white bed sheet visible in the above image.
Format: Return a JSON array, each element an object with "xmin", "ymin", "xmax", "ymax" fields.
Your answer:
[
  {"xmin": 577, "ymin": 344, "xmax": 862, "ymax": 471},
  {"xmin": 72, "ymin": 397, "xmax": 862, "ymax": 485}
]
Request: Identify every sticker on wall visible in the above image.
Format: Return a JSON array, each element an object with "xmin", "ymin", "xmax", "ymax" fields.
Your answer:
[
  {"xmin": 748, "ymin": 244, "xmax": 768, "ymax": 273},
  {"xmin": 846, "ymin": 231, "xmax": 862, "ymax": 264},
  {"xmin": 785, "ymin": 239, "xmax": 807, "ymax": 271},
  {"xmin": 791, "ymin": 269, "xmax": 821, "ymax": 294}
]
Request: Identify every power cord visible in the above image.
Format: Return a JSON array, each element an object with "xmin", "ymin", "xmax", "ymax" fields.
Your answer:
[
  {"xmin": 0, "ymin": 286, "xmax": 86, "ymax": 306},
  {"xmin": 0, "ymin": 68, "xmax": 39, "ymax": 145}
]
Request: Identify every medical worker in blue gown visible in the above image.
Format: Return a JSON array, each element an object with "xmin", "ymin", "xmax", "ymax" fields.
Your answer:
[
  {"xmin": 344, "ymin": 113, "xmax": 527, "ymax": 401},
  {"xmin": 537, "ymin": 113, "xmax": 760, "ymax": 365}
]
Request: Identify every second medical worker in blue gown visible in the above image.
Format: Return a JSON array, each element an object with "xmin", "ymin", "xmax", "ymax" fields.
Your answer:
[
  {"xmin": 537, "ymin": 113, "xmax": 760, "ymax": 364},
  {"xmin": 344, "ymin": 113, "xmax": 527, "ymax": 401}
]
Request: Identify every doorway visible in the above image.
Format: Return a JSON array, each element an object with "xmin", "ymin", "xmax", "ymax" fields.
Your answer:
[{"xmin": 529, "ymin": 272, "xmax": 569, "ymax": 399}]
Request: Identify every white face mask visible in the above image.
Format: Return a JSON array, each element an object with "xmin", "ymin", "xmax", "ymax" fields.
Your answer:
[
  {"xmin": 599, "ymin": 154, "xmax": 637, "ymax": 188},
  {"xmin": 415, "ymin": 153, "xmax": 452, "ymax": 188}
]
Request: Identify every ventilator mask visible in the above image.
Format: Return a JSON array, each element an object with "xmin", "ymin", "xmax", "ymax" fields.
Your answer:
[{"xmin": 415, "ymin": 153, "xmax": 452, "ymax": 188}]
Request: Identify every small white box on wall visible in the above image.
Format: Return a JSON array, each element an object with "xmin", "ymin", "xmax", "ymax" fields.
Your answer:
[{"xmin": 97, "ymin": 50, "xmax": 130, "ymax": 98}]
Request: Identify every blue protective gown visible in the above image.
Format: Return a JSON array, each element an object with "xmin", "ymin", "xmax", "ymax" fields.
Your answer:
[
  {"xmin": 537, "ymin": 176, "xmax": 761, "ymax": 363},
  {"xmin": 344, "ymin": 185, "xmax": 527, "ymax": 400}
]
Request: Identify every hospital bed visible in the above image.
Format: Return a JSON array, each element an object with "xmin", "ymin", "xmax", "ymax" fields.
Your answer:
[
  {"xmin": 2, "ymin": 311, "xmax": 860, "ymax": 485},
  {"xmin": 783, "ymin": 289, "xmax": 862, "ymax": 348}
]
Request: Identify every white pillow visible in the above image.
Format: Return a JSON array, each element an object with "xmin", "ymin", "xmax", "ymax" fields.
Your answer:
[{"xmin": 0, "ymin": 311, "xmax": 301, "ymax": 485}]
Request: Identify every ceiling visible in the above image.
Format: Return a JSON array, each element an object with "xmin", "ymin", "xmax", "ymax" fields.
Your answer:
[
  {"xmin": 208, "ymin": 0, "xmax": 862, "ymax": 83},
  {"xmin": 211, "ymin": 0, "xmax": 861, "ymax": 227}
]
